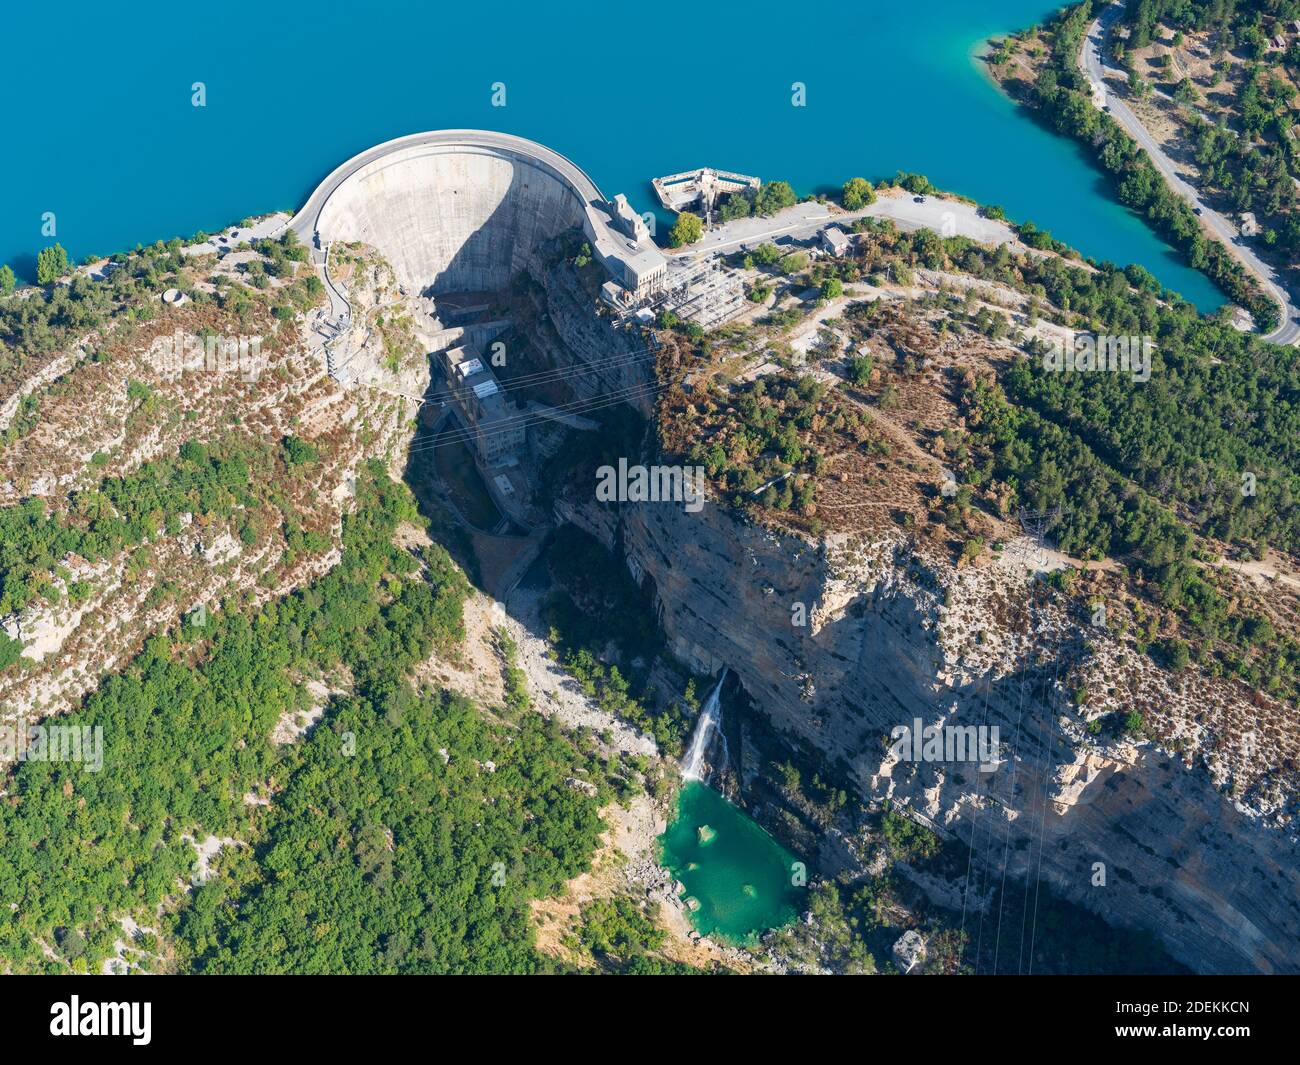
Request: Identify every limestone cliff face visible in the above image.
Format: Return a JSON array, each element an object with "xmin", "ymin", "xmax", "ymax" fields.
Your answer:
[
  {"xmin": 561, "ymin": 494, "xmax": 1300, "ymax": 974},
  {"xmin": 529, "ymin": 257, "xmax": 652, "ymax": 416}
]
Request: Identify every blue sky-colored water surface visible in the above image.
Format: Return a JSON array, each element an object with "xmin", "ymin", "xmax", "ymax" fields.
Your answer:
[{"xmin": 2, "ymin": 0, "xmax": 1223, "ymax": 309}]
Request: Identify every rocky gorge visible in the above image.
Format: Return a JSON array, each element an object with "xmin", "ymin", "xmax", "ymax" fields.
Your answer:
[{"xmin": 556, "ymin": 474, "xmax": 1300, "ymax": 974}]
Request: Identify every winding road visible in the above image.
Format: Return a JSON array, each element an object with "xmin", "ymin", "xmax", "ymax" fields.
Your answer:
[{"xmin": 1081, "ymin": 1, "xmax": 1300, "ymax": 344}]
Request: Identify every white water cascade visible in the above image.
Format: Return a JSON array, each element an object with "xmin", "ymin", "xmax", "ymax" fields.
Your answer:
[{"xmin": 682, "ymin": 671, "xmax": 729, "ymax": 782}]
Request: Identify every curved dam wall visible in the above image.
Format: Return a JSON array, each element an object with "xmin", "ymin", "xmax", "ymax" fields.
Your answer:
[{"xmin": 296, "ymin": 132, "xmax": 604, "ymax": 295}]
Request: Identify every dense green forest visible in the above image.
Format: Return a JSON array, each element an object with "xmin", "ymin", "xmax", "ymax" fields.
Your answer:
[
  {"xmin": 963, "ymin": 365, "xmax": 1300, "ymax": 698},
  {"xmin": 0, "ymin": 463, "xmax": 622, "ymax": 973},
  {"xmin": 1123, "ymin": 0, "xmax": 1300, "ymax": 47},
  {"xmin": 179, "ymin": 692, "xmax": 606, "ymax": 973}
]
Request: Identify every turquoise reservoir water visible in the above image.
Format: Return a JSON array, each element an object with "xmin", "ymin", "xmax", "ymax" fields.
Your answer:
[
  {"xmin": 2, "ymin": 1, "xmax": 1222, "ymax": 309},
  {"xmin": 658, "ymin": 781, "xmax": 805, "ymax": 944}
]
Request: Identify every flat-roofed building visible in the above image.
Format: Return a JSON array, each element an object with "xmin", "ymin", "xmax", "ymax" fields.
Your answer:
[
  {"xmin": 620, "ymin": 246, "xmax": 668, "ymax": 295},
  {"xmin": 600, "ymin": 279, "xmax": 627, "ymax": 308},
  {"xmin": 441, "ymin": 345, "xmax": 526, "ymax": 466},
  {"xmin": 594, "ymin": 230, "xmax": 668, "ymax": 303},
  {"xmin": 452, "ymin": 356, "xmax": 485, "ymax": 381}
]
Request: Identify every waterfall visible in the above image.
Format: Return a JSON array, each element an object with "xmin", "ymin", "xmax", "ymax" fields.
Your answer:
[{"xmin": 682, "ymin": 671, "xmax": 728, "ymax": 782}]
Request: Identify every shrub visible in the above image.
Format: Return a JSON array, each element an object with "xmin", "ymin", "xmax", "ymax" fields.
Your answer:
[{"xmin": 842, "ymin": 177, "xmax": 876, "ymax": 210}]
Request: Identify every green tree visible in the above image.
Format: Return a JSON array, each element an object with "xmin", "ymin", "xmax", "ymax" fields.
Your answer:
[
  {"xmin": 718, "ymin": 191, "xmax": 753, "ymax": 221},
  {"xmin": 842, "ymin": 177, "xmax": 876, "ymax": 210},
  {"xmin": 281, "ymin": 435, "xmax": 318, "ymax": 466},
  {"xmin": 1156, "ymin": 638, "xmax": 1190, "ymax": 672},
  {"xmin": 36, "ymin": 244, "xmax": 69, "ymax": 285},
  {"xmin": 848, "ymin": 353, "xmax": 873, "ymax": 384},
  {"xmin": 0, "ymin": 631, "xmax": 22, "ymax": 672},
  {"xmin": 668, "ymin": 211, "xmax": 703, "ymax": 247},
  {"xmin": 895, "ymin": 172, "xmax": 934, "ymax": 195},
  {"xmin": 0, "ymin": 265, "xmax": 15, "ymax": 295},
  {"xmin": 754, "ymin": 180, "xmax": 797, "ymax": 216}
]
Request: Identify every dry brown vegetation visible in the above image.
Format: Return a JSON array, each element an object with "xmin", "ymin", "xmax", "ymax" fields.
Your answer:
[{"xmin": 0, "ymin": 239, "xmax": 413, "ymax": 726}]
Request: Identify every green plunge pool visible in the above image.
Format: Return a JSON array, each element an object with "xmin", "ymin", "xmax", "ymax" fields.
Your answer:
[{"xmin": 658, "ymin": 781, "xmax": 806, "ymax": 945}]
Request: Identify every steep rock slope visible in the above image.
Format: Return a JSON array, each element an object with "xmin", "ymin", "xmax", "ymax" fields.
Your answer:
[{"xmin": 563, "ymin": 493, "xmax": 1300, "ymax": 973}]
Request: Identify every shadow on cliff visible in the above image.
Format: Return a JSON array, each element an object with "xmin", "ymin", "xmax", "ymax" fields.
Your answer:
[
  {"xmin": 749, "ymin": 576, "xmax": 1064, "ymax": 795},
  {"xmin": 803, "ymin": 581, "xmax": 1300, "ymax": 973},
  {"xmin": 418, "ymin": 158, "xmax": 589, "ymax": 298},
  {"xmin": 395, "ymin": 157, "xmax": 599, "ymax": 596}
]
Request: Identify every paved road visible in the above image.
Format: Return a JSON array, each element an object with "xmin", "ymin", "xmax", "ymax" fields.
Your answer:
[
  {"xmin": 181, "ymin": 212, "xmax": 291, "ymax": 258},
  {"xmin": 668, "ymin": 193, "xmax": 1019, "ymax": 261},
  {"xmin": 321, "ymin": 242, "xmax": 351, "ymax": 322},
  {"xmin": 667, "ymin": 202, "xmax": 835, "ymax": 258},
  {"xmin": 1082, "ymin": 1, "xmax": 1299, "ymax": 343}
]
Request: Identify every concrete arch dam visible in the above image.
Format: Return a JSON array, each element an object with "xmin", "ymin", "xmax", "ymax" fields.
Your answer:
[{"xmin": 289, "ymin": 129, "xmax": 661, "ymax": 297}]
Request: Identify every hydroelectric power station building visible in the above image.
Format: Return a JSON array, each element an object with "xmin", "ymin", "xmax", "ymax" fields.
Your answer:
[{"xmin": 440, "ymin": 346, "xmax": 525, "ymax": 467}]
